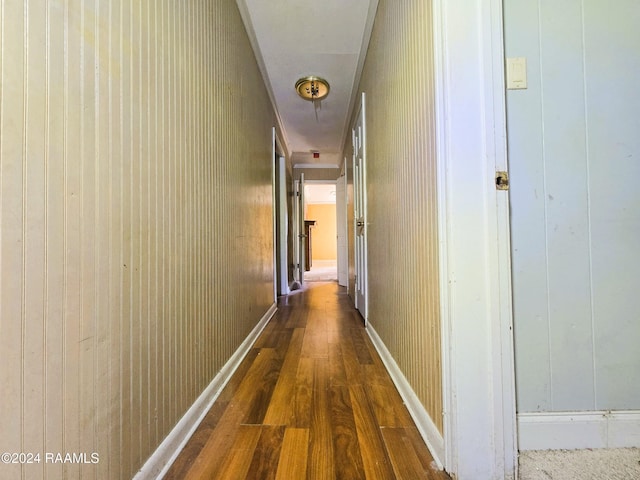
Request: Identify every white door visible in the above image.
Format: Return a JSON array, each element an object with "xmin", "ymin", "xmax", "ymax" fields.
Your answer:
[
  {"xmin": 292, "ymin": 173, "xmax": 306, "ymax": 288},
  {"xmin": 336, "ymin": 170, "xmax": 348, "ymax": 287},
  {"xmin": 353, "ymin": 93, "xmax": 367, "ymax": 320}
]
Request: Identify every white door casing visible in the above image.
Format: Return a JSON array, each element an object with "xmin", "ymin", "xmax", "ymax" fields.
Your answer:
[
  {"xmin": 298, "ymin": 173, "xmax": 306, "ymax": 286},
  {"xmin": 353, "ymin": 93, "xmax": 368, "ymax": 322},
  {"xmin": 272, "ymin": 128, "xmax": 278, "ymax": 302},
  {"xmin": 433, "ymin": 0, "xmax": 517, "ymax": 478},
  {"xmin": 272, "ymin": 127, "xmax": 289, "ymax": 298},
  {"xmin": 292, "ymin": 174, "xmax": 306, "ymax": 288},
  {"xmin": 275, "ymin": 155, "xmax": 288, "ymax": 296}
]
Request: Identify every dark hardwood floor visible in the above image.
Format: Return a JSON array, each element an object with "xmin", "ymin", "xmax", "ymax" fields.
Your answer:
[{"xmin": 164, "ymin": 282, "xmax": 450, "ymax": 480}]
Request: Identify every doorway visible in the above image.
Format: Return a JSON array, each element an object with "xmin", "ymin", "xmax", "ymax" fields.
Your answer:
[{"xmin": 303, "ymin": 182, "xmax": 338, "ymax": 282}]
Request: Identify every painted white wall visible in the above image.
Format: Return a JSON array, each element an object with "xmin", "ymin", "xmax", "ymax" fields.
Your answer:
[
  {"xmin": 505, "ymin": 0, "xmax": 640, "ymax": 419},
  {"xmin": 434, "ymin": 0, "xmax": 516, "ymax": 478}
]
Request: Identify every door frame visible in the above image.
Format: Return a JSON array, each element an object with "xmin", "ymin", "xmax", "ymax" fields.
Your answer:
[
  {"xmin": 352, "ymin": 92, "xmax": 368, "ymax": 323},
  {"xmin": 433, "ymin": 0, "xmax": 517, "ymax": 478},
  {"xmin": 272, "ymin": 127, "xmax": 288, "ymax": 298},
  {"xmin": 302, "ymin": 181, "xmax": 339, "ymax": 281},
  {"xmin": 292, "ymin": 173, "xmax": 306, "ymax": 289}
]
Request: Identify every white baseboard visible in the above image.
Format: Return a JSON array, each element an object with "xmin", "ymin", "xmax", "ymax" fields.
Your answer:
[
  {"xmin": 518, "ymin": 411, "xmax": 640, "ymax": 451},
  {"xmin": 133, "ymin": 303, "xmax": 278, "ymax": 480},
  {"xmin": 365, "ymin": 324, "xmax": 445, "ymax": 469}
]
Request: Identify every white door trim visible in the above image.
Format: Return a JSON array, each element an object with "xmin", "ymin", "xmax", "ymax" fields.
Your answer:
[
  {"xmin": 432, "ymin": 0, "xmax": 454, "ymax": 469},
  {"xmin": 517, "ymin": 411, "xmax": 640, "ymax": 451},
  {"xmin": 272, "ymin": 128, "xmax": 278, "ymax": 302},
  {"xmin": 352, "ymin": 92, "xmax": 368, "ymax": 323},
  {"xmin": 433, "ymin": 0, "xmax": 517, "ymax": 478},
  {"xmin": 272, "ymin": 127, "xmax": 289, "ymax": 297},
  {"xmin": 292, "ymin": 173, "xmax": 306, "ymax": 288},
  {"xmin": 481, "ymin": 3, "xmax": 519, "ymax": 477},
  {"xmin": 291, "ymin": 177, "xmax": 302, "ymax": 290},
  {"xmin": 275, "ymin": 156, "xmax": 288, "ymax": 296}
]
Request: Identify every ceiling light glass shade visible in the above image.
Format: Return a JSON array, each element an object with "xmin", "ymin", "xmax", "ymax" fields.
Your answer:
[{"xmin": 295, "ymin": 76, "xmax": 330, "ymax": 101}]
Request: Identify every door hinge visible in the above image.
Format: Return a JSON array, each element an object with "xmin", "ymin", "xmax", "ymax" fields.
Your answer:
[{"xmin": 496, "ymin": 171, "xmax": 509, "ymax": 190}]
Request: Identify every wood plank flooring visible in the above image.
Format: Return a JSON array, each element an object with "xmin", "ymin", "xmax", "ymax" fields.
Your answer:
[{"xmin": 164, "ymin": 282, "xmax": 450, "ymax": 480}]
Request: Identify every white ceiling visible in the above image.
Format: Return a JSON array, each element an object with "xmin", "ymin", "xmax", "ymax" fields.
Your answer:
[
  {"xmin": 305, "ymin": 183, "xmax": 337, "ymax": 204},
  {"xmin": 236, "ymin": 0, "xmax": 378, "ymax": 167}
]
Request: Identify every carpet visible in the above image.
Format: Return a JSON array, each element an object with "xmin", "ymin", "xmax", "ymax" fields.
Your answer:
[
  {"xmin": 519, "ymin": 448, "xmax": 640, "ymax": 480},
  {"xmin": 304, "ymin": 260, "xmax": 337, "ymax": 282}
]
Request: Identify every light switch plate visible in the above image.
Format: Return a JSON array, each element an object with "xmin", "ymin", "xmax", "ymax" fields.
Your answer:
[{"xmin": 506, "ymin": 57, "xmax": 527, "ymax": 90}]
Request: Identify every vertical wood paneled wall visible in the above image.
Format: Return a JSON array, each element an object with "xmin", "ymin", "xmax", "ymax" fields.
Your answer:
[
  {"xmin": 506, "ymin": 0, "xmax": 640, "ymax": 413},
  {"xmin": 348, "ymin": 0, "xmax": 442, "ymax": 432},
  {"xmin": 0, "ymin": 1, "xmax": 276, "ymax": 478}
]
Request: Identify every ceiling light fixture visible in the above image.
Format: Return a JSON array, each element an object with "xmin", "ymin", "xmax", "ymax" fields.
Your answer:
[{"xmin": 295, "ymin": 76, "xmax": 330, "ymax": 101}]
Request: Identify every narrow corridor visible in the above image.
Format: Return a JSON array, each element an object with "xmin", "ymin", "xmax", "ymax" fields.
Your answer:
[{"xmin": 164, "ymin": 282, "xmax": 450, "ymax": 479}]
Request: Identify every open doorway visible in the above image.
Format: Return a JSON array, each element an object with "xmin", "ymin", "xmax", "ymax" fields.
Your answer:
[{"xmin": 303, "ymin": 182, "xmax": 338, "ymax": 282}]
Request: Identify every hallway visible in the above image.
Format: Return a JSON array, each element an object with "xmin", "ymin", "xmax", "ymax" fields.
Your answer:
[
  {"xmin": 164, "ymin": 282, "xmax": 449, "ymax": 480},
  {"xmin": 4, "ymin": 1, "xmax": 637, "ymax": 478}
]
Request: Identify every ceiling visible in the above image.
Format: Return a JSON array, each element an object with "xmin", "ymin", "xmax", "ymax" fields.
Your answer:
[
  {"xmin": 236, "ymin": 0, "xmax": 379, "ymax": 167},
  {"xmin": 305, "ymin": 183, "xmax": 337, "ymax": 204}
]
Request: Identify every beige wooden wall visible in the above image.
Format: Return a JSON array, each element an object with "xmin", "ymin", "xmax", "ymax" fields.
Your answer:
[
  {"xmin": 0, "ymin": 1, "xmax": 276, "ymax": 478},
  {"xmin": 347, "ymin": 0, "xmax": 442, "ymax": 432}
]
